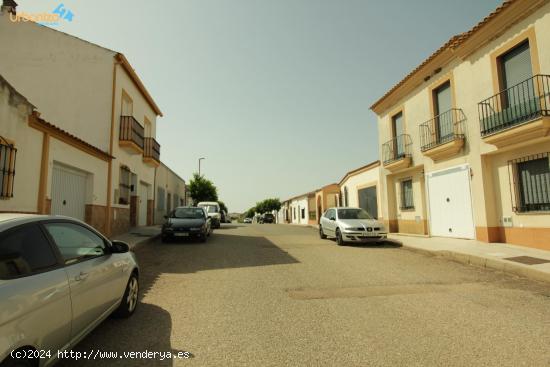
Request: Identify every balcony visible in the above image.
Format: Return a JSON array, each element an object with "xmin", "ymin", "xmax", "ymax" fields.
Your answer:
[
  {"xmin": 143, "ymin": 137, "xmax": 161, "ymax": 167},
  {"xmin": 420, "ymin": 108, "xmax": 465, "ymax": 161},
  {"xmin": 479, "ymin": 74, "xmax": 550, "ymax": 148},
  {"xmin": 382, "ymin": 134, "xmax": 412, "ymax": 172},
  {"xmin": 119, "ymin": 116, "xmax": 144, "ymax": 154}
]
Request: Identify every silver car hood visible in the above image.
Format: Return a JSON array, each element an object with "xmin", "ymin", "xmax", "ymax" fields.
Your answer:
[{"xmin": 339, "ymin": 219, "xmax": 383, "ymax": 228}]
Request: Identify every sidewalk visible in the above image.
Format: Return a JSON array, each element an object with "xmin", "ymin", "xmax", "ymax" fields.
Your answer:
[
  {"xmin": 111, "ymin": 225, "xmax": 161, "ymax": 250},
  {"xmin": 390, "ymin": 234, "xmax": 550, "ymax": 284}
]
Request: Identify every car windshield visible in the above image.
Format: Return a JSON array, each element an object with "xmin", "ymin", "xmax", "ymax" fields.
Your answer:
[
  {"xmin": 337, "ymin": 208, "xmax": 372, "ymax": 220},
  {"xmin": 199, "ymin": 205, "xmax": 219, "ymax": 213},
  {"xmin": 172, "ymin": 208, "xmax": 205, "ymax": 219}
]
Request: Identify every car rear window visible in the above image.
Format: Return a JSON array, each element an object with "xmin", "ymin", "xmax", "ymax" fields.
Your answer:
[{"xmin": 0, "ymin": 224, "xmax": 58, "ymax": 279}]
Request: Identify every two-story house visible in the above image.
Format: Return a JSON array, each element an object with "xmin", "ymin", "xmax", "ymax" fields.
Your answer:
[
  {"xmin": 0, "ymin": 3, "xmax": 163, "ymax": 236},
  {"xmin": 371, "ymin": 0, "xmax": 550, "ymax": 250}
]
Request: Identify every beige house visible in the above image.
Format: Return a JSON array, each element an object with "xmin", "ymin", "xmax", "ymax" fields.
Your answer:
[
  {"xmin": 371, "ymin": 0, "xmax": 550, "ymax": 250},
  {"xmin": 338, "ymin": 161, "xmax": 381, "ymax": 220},
  {"xmin": 0, "ymin": 4, "xmax": 163, "ymax": 236},
  {"xmin": 154, "ymin": 162, "xmax": 187, "ymax": 224}
]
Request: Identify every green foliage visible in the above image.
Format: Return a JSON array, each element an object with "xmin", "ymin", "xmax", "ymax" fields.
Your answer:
[
  {"xmin": 218, "ymin": 201, "xmax": 228, "ymax": 213},
  {"xmin": 188, "ymin": 173, "xmax": 218, "ymax": 205},
  {"xmin": 254, "ymin": 198, "xmax": 281, "ymax": 214},
  {"xmin": 245, "ymin": 207, "xmax": 256, "ymax": 218}
]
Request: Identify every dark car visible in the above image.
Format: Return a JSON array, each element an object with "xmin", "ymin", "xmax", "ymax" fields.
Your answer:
[
  {"xmin": 162, "ymin": 207, "xmax": 211, "ymax": 243},
  {"xmin": 261, "ymin": 213, "xmax": 275, "ymax": 224}
]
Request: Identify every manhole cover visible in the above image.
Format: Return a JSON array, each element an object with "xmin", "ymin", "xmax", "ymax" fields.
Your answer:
[{"xmin": 504, "ymin": 256, "xmax": 550, "ymax": 265}]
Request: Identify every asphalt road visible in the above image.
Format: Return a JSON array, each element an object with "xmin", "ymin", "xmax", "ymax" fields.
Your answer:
[{"xmin": 61, "ymin": 223, "xmax": 550, "ymax": 367}]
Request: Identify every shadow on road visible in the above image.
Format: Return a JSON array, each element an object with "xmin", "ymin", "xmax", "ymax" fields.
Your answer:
[
  {"xmin": 328, "ymin": 238, "xmax": 403, "ymax": 248},
  {"xmin": 137, "ymin": 232, "xmax": 300, "ymax": 297},
  {"xmin": 57, "ymin": 303, "xmax": 189, "ymax": 366}
]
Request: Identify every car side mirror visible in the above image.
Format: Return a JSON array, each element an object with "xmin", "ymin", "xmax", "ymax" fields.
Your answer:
[
  {"xmin": 111, "ymin": 240, "xmax": 130, "ymax": 253},
  {"xmin": 330, "ymin": 217, "xmax": 336, "ymax": 221},
  {"xmin": 163, "ymin": 215, "xmax": 168, "ymax": 219}
]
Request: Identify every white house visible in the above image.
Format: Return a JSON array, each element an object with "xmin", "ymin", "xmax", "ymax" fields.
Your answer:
[{"xmin": 0, "ymin": 4, "xmax": 163, "ymax": 235}]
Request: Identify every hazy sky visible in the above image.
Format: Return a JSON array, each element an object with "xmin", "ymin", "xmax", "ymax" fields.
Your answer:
[{"xmin": 22, "ymin": 0, "xmax": 501, "ymax": 212}]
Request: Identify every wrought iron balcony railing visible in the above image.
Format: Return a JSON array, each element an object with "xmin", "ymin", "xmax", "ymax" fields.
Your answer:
[
  {"xmin": 119, "ymin": 116, "xmax": 144, "ymax": 149},
  {"xmin": 143, "ymin": 137, "xmax": 160, "ymax": 162},
  {"xmin": 382, "ymin": 134, "xmax": 412, "ymax": 165},
  {"xmin": 420, "ymin": 108, "xmax": 465, "ymax": 151},
  {"xmin": 478, "ymin": 74, "xmax": 550, "ymax": 136}
]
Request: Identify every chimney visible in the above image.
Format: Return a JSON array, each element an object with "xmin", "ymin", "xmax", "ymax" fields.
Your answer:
[{"xmin": 1, "ymin": 0, "xmax": 17, "ymax": 15}]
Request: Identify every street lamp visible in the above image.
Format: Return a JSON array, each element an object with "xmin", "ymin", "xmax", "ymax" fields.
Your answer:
[{"xmin": 198, "ymin": 157, "xmax": 205, "ymax": 176}]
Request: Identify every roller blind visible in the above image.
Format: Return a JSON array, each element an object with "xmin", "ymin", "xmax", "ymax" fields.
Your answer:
[{"xmin": 502, "ymin": 41, "xmax": 532, "ymax": 90}]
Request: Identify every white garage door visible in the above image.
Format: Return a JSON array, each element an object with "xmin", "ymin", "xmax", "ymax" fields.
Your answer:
[
  {"xmin": 426, "ymin": 165, "xmax": 475, "ymax": 239},
  {"xmin": 51, "ymin": 163, "xmax": 87, "ymax": 221}
]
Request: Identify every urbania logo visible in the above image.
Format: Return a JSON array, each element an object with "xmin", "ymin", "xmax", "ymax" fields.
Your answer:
[{"xmin": 9, "ymin": 3, "xmax": 74, "ymax": 25}]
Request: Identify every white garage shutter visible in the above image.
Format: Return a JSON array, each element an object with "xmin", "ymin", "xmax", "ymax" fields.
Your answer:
[{"xmin": 51, "ymin": 164, "xmax": 87, "ymax": 221}]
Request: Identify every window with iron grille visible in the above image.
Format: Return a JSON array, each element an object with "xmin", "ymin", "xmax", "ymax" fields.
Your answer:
[
  {"xmin": 509, "ymin": 153, "xmax": 550, "ymax": 212},
  {"xmin": 0, "ymin": 137, "xmax": 17, "ymax": 199},
  {"xmin": 157, "ymin": 187, "xmax": 165, "ymax": 210},
  {"xmin": 118, "ymin": 166, "xmax": 131, "ymax": 205},
  {"xmin": 400, "ymin": 178, "xmax": 414, "ymax": 210}
]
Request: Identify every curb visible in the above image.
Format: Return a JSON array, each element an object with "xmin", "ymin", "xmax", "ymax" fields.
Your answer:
[{"xmin": 401, "ymin": 244, "xmax": 550, "ymax": 284}]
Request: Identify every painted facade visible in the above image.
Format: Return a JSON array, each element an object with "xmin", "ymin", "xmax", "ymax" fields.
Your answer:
[
  {"xmin": 338, "ymin": 161, "xmax": 382, "ymax": 219},
  {"xmin": 154, "ymin": 163, "xmax": 187, "ymax": 224},
  {"xmin": 0, "ymin": 7, "xmax": 163, "ymax": 236},
  {"xmin": 371, "ymin": 0, "xmax": 550, "ymax": 249}
]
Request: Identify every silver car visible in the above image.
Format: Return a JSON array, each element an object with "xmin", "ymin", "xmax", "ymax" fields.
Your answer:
[
  {"xmin": 0, "ymin": 214, "xmax": 139, "ymax": 367},
  {"xmin": 319, "ymin": 207, "xmax": 387, "ymax": 245}
]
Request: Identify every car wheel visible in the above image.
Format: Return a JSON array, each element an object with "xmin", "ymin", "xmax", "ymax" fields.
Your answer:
[
  {"xmin": 161, "ymin": 236, "xmax": 169, "ymax": 243},
  {"xmin": 319, "ymin": 226, "xmax": 327, "ymax": 239},
  {"xmin": 113, "ymin": 273, "xmax": 139, "ymax": 318},
  {"xmin": 335, "ymin": 229, "xmax": 345, "ymax": 246}
]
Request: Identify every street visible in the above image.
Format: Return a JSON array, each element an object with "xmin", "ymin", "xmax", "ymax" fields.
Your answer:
[{"xmin": 62, "ymin": 224, "xmax": 550, "ymax": 367}]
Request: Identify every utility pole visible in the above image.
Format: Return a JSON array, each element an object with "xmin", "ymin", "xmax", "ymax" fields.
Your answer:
[{"xmin": 198, "ymin": 157, "xmax": 205, "ymax": 176}]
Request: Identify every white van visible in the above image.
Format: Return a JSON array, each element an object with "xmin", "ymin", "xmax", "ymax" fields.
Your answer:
[{"xmin": 197, "ymin": 202, "xmax": 221, "ymax": 228}]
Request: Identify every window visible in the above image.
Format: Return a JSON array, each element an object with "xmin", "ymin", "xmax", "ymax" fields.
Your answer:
[
  {"xmin": 0, "ymin": 225, "xmax": 58, "ymax": 279},
  {"xmin": 45, "ymin": 223, "xmax": 106, "ymax": 264},
  {"xmin": 121, "ymin": 91, "xmax": 133, "ymax": 116},
  {"xmin": 157, "ymin": 187, "xmax": 165, "ymax": 210},
  {"xmin": 499, "ymin": 41, "xmax": 532, "ymax": 93},
  {"xmin": 119, "ymin": 166, "xmax": 131, "ymax": 205},
  {"xmin": 400, "ymin": 179, "xmax": 414, "ymax": 210},
  {"xmin": 433, "ymin": 81, "xmax": 453, "ymax": 141},
  {"xmin": 301, "ymin": 208, "xmax": 305, "ymax": 219},
  {"xmin": 510, "ymin": 153, "xmax": 550, "ymax": 212},
  {"xmin": 325, "ymin": 209, "xmax": 335, "ymax": 219},
  {"xmin": 391, "ymin": 112, "xmax": 405, "ymax": 158},
  {"xmin": 0, "ymin": 137, "xmax": 17, "ymax": 199}
]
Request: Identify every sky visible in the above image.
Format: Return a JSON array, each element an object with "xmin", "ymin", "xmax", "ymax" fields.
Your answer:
[{"xmin": 21, "ymin": 0, "xmax": 502, "ymax": 212}]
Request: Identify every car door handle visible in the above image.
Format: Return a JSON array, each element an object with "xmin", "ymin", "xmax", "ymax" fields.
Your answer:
[{"xmin": 75, "ymin": 271, "xmax": 89, "ymax": 281}]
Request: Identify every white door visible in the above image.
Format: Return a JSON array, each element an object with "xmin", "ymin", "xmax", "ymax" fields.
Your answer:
[
  {"xmin": 427, "ymin": 165, "xmax": 475, "ymax": 239},
  {"xmin": 138, "ymin": 182, "xmax": 148, "ymax": 226},
  {"xmin": 51, "ymin": 163, "xmax": 87, "ymax": 221}
]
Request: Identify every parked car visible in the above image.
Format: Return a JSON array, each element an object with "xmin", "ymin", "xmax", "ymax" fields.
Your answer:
[
  {"xmin": 319, "ymin": 207, "xmax": 387, "ymax": 245},
  {"xmin": 0, "ymin": 214, "xmax": 139, "ymax": 367},
  {"xmin": 197, "ymin": 202, "xmax": 221, "ymax": 229},
  {"xmin": 161, "ymin": 207, "xmax": 211, "ymax": 243},
  {"xmin": 260, "ymin": 213, "xmax": 275, "ymax": 224},
  {"xmin": 243, "ymin": 217, "xmax": 252, "ymax": 224}
]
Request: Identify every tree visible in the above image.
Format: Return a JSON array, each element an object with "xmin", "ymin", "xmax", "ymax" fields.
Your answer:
[
  {"xmin": 245, "ymin": 207, "xmax": 256, "ymax": 218},
  {"xmin": 254, "ymin": 198, "xmax": 281, "ymax": 214},
  {"xmin": 188, "ymin": 173, "xmax": 218, "ymax": 205},
  {"xmin": 218, "ymin": 201, "xmax": 228, "ymax": 213}
]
